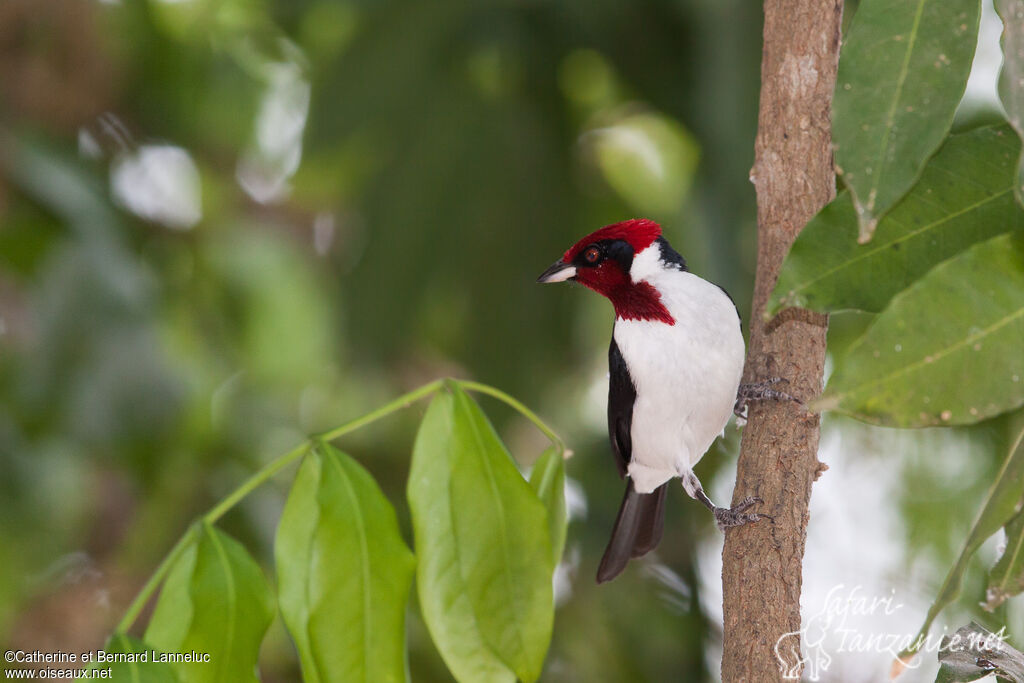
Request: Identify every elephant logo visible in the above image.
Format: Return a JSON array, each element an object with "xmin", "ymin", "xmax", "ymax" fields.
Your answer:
[{"xmin": 775, "ymin": 610, "xmax": 833, "ymax": 680}]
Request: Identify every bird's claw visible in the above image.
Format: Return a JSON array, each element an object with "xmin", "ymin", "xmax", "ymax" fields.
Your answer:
[
  {"xmin": 734, "ymin": 377, "xmax": 802, "ymax": 419},
  {"xmin": 714, "ymin": 496, "xmax": 770, "ymax": 531}
]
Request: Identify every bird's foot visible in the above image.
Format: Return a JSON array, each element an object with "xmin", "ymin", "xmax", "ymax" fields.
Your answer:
[
  {"xmin": 734, "ymin": 377, "xmax": 802, "ymax": 419},
  {"xmin": 713, "ymin": 496, "xmax": 770, "ymax": 531}
]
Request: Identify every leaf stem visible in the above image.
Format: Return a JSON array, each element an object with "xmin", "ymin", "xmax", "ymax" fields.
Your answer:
[
  {"xmin": 316, "ymin": 379, "xmax": 444, "ymax": 444},
  {"xmin": 112, "ymin": 377, "xmax": 564, "ymax": 636},
  {"xmin": 115, "ymin": 378, "xmax": 445, "ymax": 635},
  {"xmin": 457, "ymin": 379, "xmax": 566, "ymax": 454},
  {"xmin": 204, "ymin": 441, "xmax": 312, "ymax": 525}
]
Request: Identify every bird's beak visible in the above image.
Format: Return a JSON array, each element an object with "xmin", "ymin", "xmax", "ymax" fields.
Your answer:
[{"xmin": 536, "ymin": 260, "xmax": 576, "ymax": 283}]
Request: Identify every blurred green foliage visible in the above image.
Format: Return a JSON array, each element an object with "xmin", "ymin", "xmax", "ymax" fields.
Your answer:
[
  {"xmin": 0, "ymin": 0, "xmax": 762, "ymax": 678},
  {"xmin": 3, "ymin": 0, "xmax": 1012, "ymax": 680}
]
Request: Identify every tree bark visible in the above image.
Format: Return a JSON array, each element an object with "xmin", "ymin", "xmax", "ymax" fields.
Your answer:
[{"xmin": 720, "ymin": 1, "xmax": 842, "ymax": 681}]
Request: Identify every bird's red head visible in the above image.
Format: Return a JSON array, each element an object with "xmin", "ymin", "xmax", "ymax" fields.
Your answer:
[
  {"xmin": 537, "ymin": 219, "xmax": 675, "ymax": 324},
  {"xmin": 561, "ymin": 219, "xmax": 662, "ymax": 263}
]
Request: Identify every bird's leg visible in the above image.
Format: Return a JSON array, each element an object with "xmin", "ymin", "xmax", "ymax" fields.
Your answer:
[
  {"xmin": 681, "ymin": 472, "xmax": 769, "ymax": 531},
  {"xmin": 734, "ymin": 377, "xmax": 802, "ymax": 419}
]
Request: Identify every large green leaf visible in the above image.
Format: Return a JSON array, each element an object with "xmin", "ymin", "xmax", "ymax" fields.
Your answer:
[
  {"xmin": 145, "ymin": 523, "xmax": 275, "ymax": 683},
  {"xmin": 899, "ymin": 411, "xmax": 1024, "ymax": 663},
  {"xmin": 275, "ymin": 443, "xmax": 416, "ymax": 683},
  {"xmin": 91, "ymin": 634, "xmax": 178, "ymax": 682},
  {"xmin": 529, "ymin": 446, "xmax": 568, "ymax": 567},
  {"xmin": 768, "ymin": 125, "xmax": 1021, "ymax": 317},
  {"xmin": 834, "ymin": 0, "xmax": 981, "ymax": 241},
  {"xmin": 998, "ymin": 0, "xmax": 1024, "ymax": 208},
  {"xmin": 591, "ymin": 111, "xmax": 700, "ymax": 215},
  {"xmin": 407, "ymin": 382, "xmax": 554, "ymax": 683},
  {"xmin": 819, "ymin": 232, "xmax": 1024, "ymax": 427}
]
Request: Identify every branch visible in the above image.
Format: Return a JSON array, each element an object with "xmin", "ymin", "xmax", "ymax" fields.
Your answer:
[{"xmin": 720, "ymin": 1, "xmax": 842, "ymax": 680}]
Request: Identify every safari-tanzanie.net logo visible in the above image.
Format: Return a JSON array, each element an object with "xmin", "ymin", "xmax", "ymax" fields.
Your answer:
[{"xmin": 773, "ymin": 584, "xmax": 1011, "ymax": 680}]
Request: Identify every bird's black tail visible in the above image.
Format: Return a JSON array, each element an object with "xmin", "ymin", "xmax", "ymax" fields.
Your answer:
[{"xmin": 596, "ymin": 482, "xmax": 668, "ymax": 583}]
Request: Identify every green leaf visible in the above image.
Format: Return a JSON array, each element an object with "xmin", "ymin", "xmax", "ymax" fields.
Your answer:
[
  {"xmin": 768, "ymin": 124, "xmax": 1022, "ymax": 317},
  {"xmin": 591, "ymin": 112, "xmax": 700, "ymax": 215},
  {"xmin": 529, "ymin": 446, "xmax": 568, "ymax": 567},
  {"xmin": 998, "ymin": 0, "xmax": 1024, "ymax": 209},
  {"xmin": 408, "ymin": 382, "xmax": 554, "ymax": 683},
  {"xmin": 900, "ymin": 411, "xmax": 1024, "ymax": 663},
  {"xmin": 275, "ymin": 443, "xmax": 416, "ymax": 683},
  {"xmin": 145, "ymin": 523, "xmax": 275, "ymax": 683},
  {"xmin": 819, "ymin": 232, "xmax": 1024, "ymax": 427},
  {"xmin": 833, "ymin": 0, "xmax": 981, "ymax": 241},
  {"xmin": 91, "ymin": 634, "xmax": 178, "ymax": 682}
]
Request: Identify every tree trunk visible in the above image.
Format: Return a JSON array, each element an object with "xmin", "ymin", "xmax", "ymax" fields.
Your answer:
[{"xmin": 720, "ymin": 1, "xmax": 842, "ymax": 681}]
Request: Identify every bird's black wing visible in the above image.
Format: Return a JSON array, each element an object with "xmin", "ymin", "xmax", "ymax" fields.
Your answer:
[
  {"xmin": 599, "ymin": 333, "xmax": 668, "ymax": 583},
  {"xmin": 607, "ymin": 335, "xmax": 636, "ymax": 479}
]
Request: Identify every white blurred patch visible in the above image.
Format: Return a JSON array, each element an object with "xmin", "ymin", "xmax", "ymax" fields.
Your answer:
[
  {"xmin": 78, "ymin": 128, "xmax": 102, "ymax": 160},
  {"xmin": 553, "ymin": 546, "xmax": 581, "ymax": 606},
  {"xmin": 564, "ymin": 475, "xmax": 588, "ymax": 521},
  {"xmin": 582, "ymin": 366, "xmax": 609, "ymax": 432},
  {"xmin": 550, "ymin": 476, "xmax": 587, "ymax": 605},
  {"xmin": 962, "ymin": 0, "xmax": 1005, "ymax": 112},
  {"xmin": 111, "ymin": 144, "xmax": 202, "ymax": 230},
  {"xmin": 237, "ymin": 61, "xmax": 310, "ymax": 204},
  {"xmin": 696, "ymin": 419, "xmax": 997, "ymax": 682}
]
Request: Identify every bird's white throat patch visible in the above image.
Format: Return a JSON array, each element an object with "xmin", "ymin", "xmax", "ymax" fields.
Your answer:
[{"xmin": 629, "ymin": 243, "xmax": 667, "ymax": 283}]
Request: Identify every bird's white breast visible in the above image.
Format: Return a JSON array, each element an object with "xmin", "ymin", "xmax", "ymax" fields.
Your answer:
[{"xmin": 613, "ymin": 246, "xmax": 745, "ymax": 493}]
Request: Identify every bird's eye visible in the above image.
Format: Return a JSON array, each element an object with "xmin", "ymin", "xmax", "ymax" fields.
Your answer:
[{"xmin": 584, "ymin": 246, "xmax": 601, "ymax": 264}]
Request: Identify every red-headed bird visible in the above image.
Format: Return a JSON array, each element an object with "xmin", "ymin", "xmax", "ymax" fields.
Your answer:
[{"xmin": 538, "ymin": 219, "xmax": 786, "ymax": 583}]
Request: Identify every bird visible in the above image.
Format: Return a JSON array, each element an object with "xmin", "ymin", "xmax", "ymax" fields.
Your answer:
[{"xmin": 537, "ymin": 218, "xmax": 789, "ymax": 583}]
